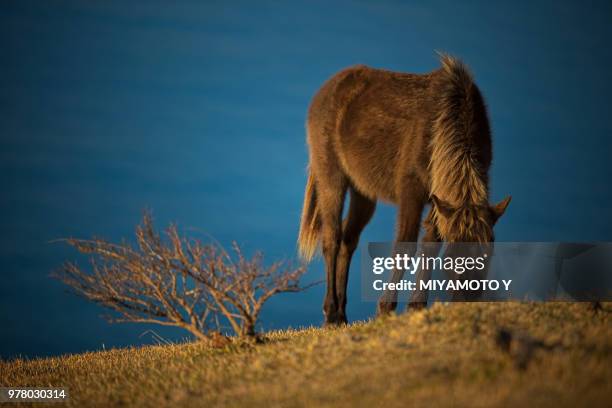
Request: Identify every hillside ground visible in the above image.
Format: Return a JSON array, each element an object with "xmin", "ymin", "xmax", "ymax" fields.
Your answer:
[{"xmin": 1, "ymin": 302, "xmax": 610, "ymax": 407}]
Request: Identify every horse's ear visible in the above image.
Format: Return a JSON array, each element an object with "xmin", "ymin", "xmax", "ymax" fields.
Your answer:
[
  {"xmin": 431, "ymin": 195, "xmax": 455, "ymax": 218},
  {"xmin": 490, "ymin": 196, "xmax": 511, "ymax": 223}
]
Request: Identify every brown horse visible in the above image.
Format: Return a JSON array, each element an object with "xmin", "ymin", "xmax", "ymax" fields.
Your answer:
[{"xmin": 298, "ymin": 54, "xmax": 511, "ymax": 325}]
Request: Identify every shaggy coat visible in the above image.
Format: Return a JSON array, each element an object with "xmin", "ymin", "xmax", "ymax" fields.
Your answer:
[{"xmin": 298, "ymin": 55, "xmax": 510, "ymax": 324}]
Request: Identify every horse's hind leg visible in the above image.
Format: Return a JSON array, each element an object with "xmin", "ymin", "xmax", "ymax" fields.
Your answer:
[
  {"xmin": 335, "ymin": 188, "xmax": 376, "ymax": 323},
  {"xmin": 311, "ymin": 159, "xmax": 348, "ymax": 325}
]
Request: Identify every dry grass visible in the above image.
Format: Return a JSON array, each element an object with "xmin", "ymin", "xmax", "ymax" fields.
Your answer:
[{"xmin": 1, "ymin": 302, "xmax": 610, "ymax": 407}]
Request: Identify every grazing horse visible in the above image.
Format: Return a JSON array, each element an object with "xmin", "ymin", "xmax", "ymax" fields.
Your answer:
[{"xmin": 298, "ymin": 54, "xmax": 511, "ymax": 325}]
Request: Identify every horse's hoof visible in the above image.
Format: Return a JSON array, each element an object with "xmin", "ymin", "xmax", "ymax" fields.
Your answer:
[
  {"xmin": 323, "ymin": 319, "xmax": 342, "ymax": 328},
  {"xmin": 407, "ymin": 301, "xmax": 427, "ymax": 312},
  {"xmin": 323, "ymin": 311, "xmax": 341, "ymax": 327},
  {"xmin": 376, "ymin": 301, "xmax": 397, "ymax": 317}
]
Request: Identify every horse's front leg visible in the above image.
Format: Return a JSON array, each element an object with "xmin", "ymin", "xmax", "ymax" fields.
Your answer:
[
  {"xmin": 377, "ymin": 184, "xmax": 426, "ymax": 316},
  {"xmin": 407, "ymin": 213, "xmax": 442, "ymax": 311}
]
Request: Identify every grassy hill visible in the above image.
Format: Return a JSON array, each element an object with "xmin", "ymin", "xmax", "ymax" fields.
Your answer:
[{"xmin": 2, "ymin": 302, "xmax": 610, "ymax": 407}]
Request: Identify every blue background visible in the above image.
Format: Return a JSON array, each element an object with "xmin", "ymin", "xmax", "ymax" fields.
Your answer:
[{"xmin": 1, "ymin": 0, "xmax": 611, "ymax": 359}]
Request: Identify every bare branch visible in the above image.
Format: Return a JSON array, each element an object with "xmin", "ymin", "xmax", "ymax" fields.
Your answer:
[{"xmin": 54, "ymin": 211, "xmax": 314, "ymax": 339}]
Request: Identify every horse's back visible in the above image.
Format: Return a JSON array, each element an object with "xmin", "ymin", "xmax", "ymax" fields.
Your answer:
[{"xmin": 307, "ymin": 65, "xmax": 440, "ymax": 202}]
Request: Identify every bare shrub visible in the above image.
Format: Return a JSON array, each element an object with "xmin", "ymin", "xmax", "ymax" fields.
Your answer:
[{"xmin": 54, "ymin": 212, "xmax": 313, "ymax": 340}]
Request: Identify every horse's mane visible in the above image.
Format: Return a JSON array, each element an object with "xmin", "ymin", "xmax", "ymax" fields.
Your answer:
[{"xmin": 429, "ymin": 55, "xmax": 491, "ymax": 241}]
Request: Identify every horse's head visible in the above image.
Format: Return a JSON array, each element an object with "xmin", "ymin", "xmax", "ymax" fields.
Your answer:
[{"xmin": 430, "ymin": 195, "xmax": 511, "ymax": 243}]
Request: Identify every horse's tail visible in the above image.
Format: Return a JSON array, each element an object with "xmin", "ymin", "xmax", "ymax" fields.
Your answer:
[
  {"xmin": 298, "ymin": 169, "xmax": 321, "ymax": 262},
  {"xmin": 429, "ymin": 53, "xmax": 488, "ymax": 206}
]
